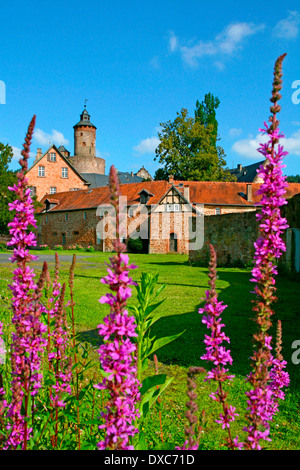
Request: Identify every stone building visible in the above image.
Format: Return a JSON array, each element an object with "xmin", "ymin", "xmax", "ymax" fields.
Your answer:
[
  {"xmin": 26, "ymin": 105, "xmax": 150, "ymax": 200},
  {"xmin": 26, "ymin": 144, "xmax": 90, "ymax": 200},
  {"xmin": 36, "ymin": 179, "xmax": 300, "ymax": 254},
  {"xmin": 229, "ymin": 161, "xmax": 265, "ymax": 183}
]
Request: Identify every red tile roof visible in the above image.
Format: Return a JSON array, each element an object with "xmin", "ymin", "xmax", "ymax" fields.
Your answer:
[{"xmin": 37, "ymin": 180, "xmax": 300, "ymax": 213}]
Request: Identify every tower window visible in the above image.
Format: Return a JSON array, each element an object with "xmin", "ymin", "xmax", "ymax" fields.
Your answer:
[{"xmin": 62, "ymin": 167, "xmax": 68, "ymax": 178}]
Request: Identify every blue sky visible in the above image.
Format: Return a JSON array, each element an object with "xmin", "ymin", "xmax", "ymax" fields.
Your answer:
[{"xmin": 0, "ymin": 0, "xmax": 300, "ymax": 177}]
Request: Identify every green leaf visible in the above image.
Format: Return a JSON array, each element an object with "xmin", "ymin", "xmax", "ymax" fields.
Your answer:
[
  {"xmin": 140, "ymin": 373, "xmax": 167, "ymax": 396},
  {"xmin": 154, "ymin": 442, "xmax": 176, "ymax": 450},
  {"xmin": 145, "ymin": 330, "xmax": 185, "ymax": 359},
  {"xmin": 135, "ymin": 430, "xmax": 147, "ymax": 450}
]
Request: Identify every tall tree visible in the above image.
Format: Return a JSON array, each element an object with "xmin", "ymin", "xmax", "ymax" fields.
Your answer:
[
  {"xmin": 195, "ymin": 93, "xmax": 220, "ymax": 147},
  {"xmin": 154, "ymin": 104, "xmax": 234, "ymax": 182},
  {"xmin": 0, "ymin": 143, "xmax": 17, "ymax": 235}
]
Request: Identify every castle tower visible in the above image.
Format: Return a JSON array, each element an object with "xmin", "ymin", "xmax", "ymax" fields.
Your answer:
[
  {"xmin": 74, "ymin": 105, "xmax": 97, "ymax": 158},
  {"xmin": 68, "ymin": 104, "xmax": 105, "ymax": 175}
]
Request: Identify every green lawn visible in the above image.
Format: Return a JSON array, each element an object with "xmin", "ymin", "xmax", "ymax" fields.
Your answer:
[{"xmin": 0, "ymin": 249, "xmax": 300, "ymax": 449}]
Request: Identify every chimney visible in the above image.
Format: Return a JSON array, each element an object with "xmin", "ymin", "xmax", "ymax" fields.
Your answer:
[
  {"xmin": 184, "ymin": 185, "xmax": 190, "ymax": 202},
  {"xmin": 169, "ymin": 174, "xmax": 174, "ymax": 184},
  {"xmin": 247, "ymin": 184, "xmax": 252, "ymax": 202},
  {"xmin": 36, "ymin": 148, "xmax": 42, "ymax": 162},
  {"xmin": 131, "ymin": 171, "xmax": 134, "ymax": 177},
  {"xmin": 237, "ymin": 164, "xmax": 243, "ymax": 172}
]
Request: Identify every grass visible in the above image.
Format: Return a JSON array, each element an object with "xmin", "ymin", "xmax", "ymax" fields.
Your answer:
[{"xmin": 0, "ymin": 249, "xmax": 300, "ymax": 449}]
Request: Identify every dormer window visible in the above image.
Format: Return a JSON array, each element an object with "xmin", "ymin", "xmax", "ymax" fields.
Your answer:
[
  {"xmin": 140, "ymin": 193, "xmax": 148, "ymax": 204},
  {"xmin": 138, "ymin": 189, "xmax": 154, "ymax": 204},
  {"xmin": 45, "ymin": 198, "xmax": 58, "ymax": 212}
]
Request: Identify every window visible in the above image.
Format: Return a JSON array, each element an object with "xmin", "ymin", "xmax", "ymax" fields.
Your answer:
[
  {"xmin": 29, "ymin": 187, "xmax": 36, "ymax": 196},
  {"xmin": 38, "ymin": 166, "xmax": 45, "ymax": 177},
  {"xmin": 50, "ymin": 152, "xmax": 56, "ymax": 162},
  {"xmin": 96, "ymin": 233, "xmax": 101, "ymax": 245},
  {"xmin": 83, "ymin": 212, "xmax": 87, "ymax": 220},
  {"xmin": 174, "ymin": 204, "xmax": 180, "ymax": 212},
  {"xmin": 64, "ymin": 213, "xmax": 68, "ymax": 221},
  {"xmin": 215, "ymin": 207, "xmax": 221, "ymax": 215},
  {"xmin": 62, "ymin": 167, "xmax": 68, "ymax": 178},
  {"xmin": 140, "ymin": 193, "xmax": 148, "ymax": 204},
  {"xmin": 166, "ymin": 204, "xmax": 173, "ymax": 212},
  {"xmin": 129, "ymin": 207, "xmax": 134, "ymax": 217},
  {"xmin": 62, "ymin": 233, "xmax": 66, "ymax": 245},
  {"xmin": 50, "ymin": 187, "xmax": 56, "ymax": 194},
  {"xmin": 45, "ymin": 215, "xmax": 48, "ymax": 223}
]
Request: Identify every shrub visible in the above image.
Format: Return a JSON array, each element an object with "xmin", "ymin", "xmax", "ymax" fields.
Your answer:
[{"xmin": 127, "ymin": 237, "xmax": 143, "ymax": 254}]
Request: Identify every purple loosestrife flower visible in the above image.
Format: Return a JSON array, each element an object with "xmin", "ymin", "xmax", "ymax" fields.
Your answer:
[
  {"xmin": 199, "ymin": 245, "xmax": 242, "ymax": 450},
  {"xmin": 244, "ymin": 54, "xmax": 290, "ymax": 450},
  {"xmin": 48, "ymin": 283, "xmax": 72, "ymax": 410},
  {"xmin": 96, "ymin": 166, "xmax": 141, "ymax": 450},
  {"xmin": 176, "ymin": 366, "xmax": 206, "ymax": 450},
  {"xmin": 266, "ymin": 321, "xmax": 289, "ymax": 421},
  {"xmin": 4, "ymin": 116, "xmax": 47, "ymax": 450}
]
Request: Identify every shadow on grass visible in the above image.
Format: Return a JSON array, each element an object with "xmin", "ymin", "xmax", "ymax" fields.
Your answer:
[
  {"xmin": 147, "ymin": 261, "xmax": 191, "ymax": 267},
  {"xmin": 77, "ymin": 328, "xmax": 102, "ymax": 348},
  {"xmin": 76, "ymin": 267, "xmax": 300, "ymax": 391}
]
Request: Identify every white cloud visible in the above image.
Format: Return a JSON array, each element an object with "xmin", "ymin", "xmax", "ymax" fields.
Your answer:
[
  {"xmin": 34, "ymin": 128, "xmax": 69, "ymax": 147},
  {"xmin": 229, "ymin": 127, "xmax": 243, "ymax": 137},
  {"xmin": 133, "ymin": 136, "xmax": 160, "ymax": 154},
  {"xmin": 12, "ymin": 146, "xmax": 35, "ymax": 161},
  {"xmin": 169, "ymin": 21, "xmax": 265, "ymax": 67},
  {"xmin": 168, "ymin": 31, "xmax": 179, "ymax": 52},
  {"xmin": 232, "ymin": 129, "xmax": 300, "ymax": 159},
  {"xmin": 12, "ymin": 146, "xmax": 22, "ymax": 161},
  {"xmin": 273, "ymin": 11, "xmax": 300, "ymax": 39},
  {"xmin": 216, "ymin": 22, "xmax": 265, "ymax": 55},
  {"xmin": 282, "ymin": 129, "xmax": 300, "ymax": 156},
  {"xmin": 232, "ymin": 133, "xmax": 268, "ymax": 160}
]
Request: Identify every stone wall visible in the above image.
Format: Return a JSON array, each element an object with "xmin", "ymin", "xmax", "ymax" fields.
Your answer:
[
  {"xmin": 189, "ymin": 211, "xmax": 259, "ymax": 266},
  {"xmin": 68, "ymin": 155, "xmax": 105, "ymax": 175},
  {"xmin": 74, "ymin": 126, "xmax": 96, "ymax": 158},
  {"xmin": 37, "ymin": 208, "xmax": 101, "ymax": 249},
  {"xmin": 189, "ymin": 193, "xmax": 300, "ymax": 268}
]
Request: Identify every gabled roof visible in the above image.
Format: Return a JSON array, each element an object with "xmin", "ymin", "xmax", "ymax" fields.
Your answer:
[
  {"xmin": 229, "ymin": 161, "xmax": 265, "ymax": 182},
  {"xmin": 27, "ymin": 144, "xmax": 90, "ymax": 185},
  {"xmin": 36, "ymin": 180, "xmax": 300, "ymax": 214},
  {"xmin": 149, "ymin": 184, "xmax": 196, "ymax": 214},
  {"xmin": 36, "ymin": 178, "xmax": 300, "ymax": 214}
]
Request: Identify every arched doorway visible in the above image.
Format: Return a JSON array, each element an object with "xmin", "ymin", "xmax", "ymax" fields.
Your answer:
[{"xmin": 169, "ymin": 233, "xmax": 178, "ymax": 252}]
